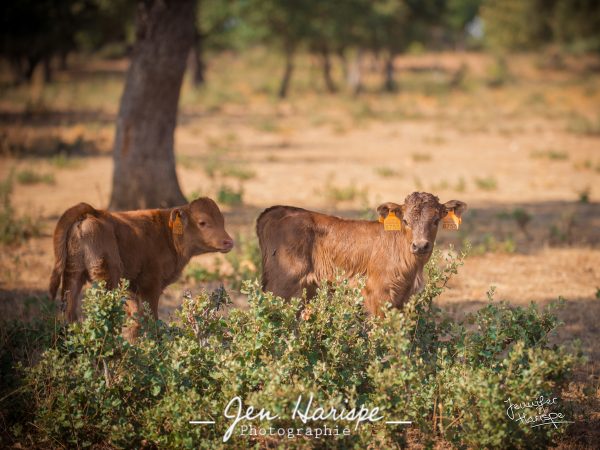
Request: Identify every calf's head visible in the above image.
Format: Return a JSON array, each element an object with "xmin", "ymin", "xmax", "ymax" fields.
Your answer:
[
  {"xmin": 377, "ymin": 192, "xmax": 467, "ymax": 256},
  {"xmin": 170, "ymin": 197, "xmax": 234, "ymax": 255}
]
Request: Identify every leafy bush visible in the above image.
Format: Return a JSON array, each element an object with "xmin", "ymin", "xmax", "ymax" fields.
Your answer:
[
  {"xmin": 474, "ymin": 176, "xmax": 498, "ymax": 191},
  {"xmin": 217, "ymin": 184, "xmax": 243, "ymax": 205},
  {"xmin": 3, "ymin": 251, "xmax": 578, "ymax": 448},
  {"xmin": 16, "ymin": 169, "xmax": 55, "ymax": 185}
]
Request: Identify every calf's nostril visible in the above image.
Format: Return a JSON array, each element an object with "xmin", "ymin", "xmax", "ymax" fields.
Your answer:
[
  {"xmin": 411, "ymin": 241, "xmax": 430, "ymax": 253},
  {"xmin": 223, "ymin": 239, "xmax": 234, "ymax": 248}
]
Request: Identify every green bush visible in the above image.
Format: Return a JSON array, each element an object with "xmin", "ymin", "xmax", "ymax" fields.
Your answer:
[
  {"xmin": 3, "ymin": 251, "xmax": 578, "ymax": 448},
  {"xmin": 217, "ymin": 184, "xmax": 243, "ymax": 206},
  {"xmin": 16, "ymin": 169, "xmax": 56, "ymax": 185}
]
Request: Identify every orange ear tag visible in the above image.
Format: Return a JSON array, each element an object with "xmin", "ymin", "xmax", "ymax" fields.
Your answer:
[
  {"xmin": 442, "ymin": 210, "xmax": 461, "ymax": 230},
  {"xmin": 383, "ymin": 211, "xmax": 402, "ymax": 231},
  {"xmin": 172, "ymin": 215, "xmax": 184, "ymax": 235}
]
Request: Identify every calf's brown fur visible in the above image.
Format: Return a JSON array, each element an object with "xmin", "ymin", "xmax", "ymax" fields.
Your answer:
[
  {"xmin": 49, "ymin": 197, "xmax": 233, "ymax": 322},
  {"xmin": 257, "ymin": 192, "xmax": 466, "ymax": 315}
]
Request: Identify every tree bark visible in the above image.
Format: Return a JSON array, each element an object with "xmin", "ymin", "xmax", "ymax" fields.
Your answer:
[
  {"xmin": 278, "ymin": 46, "xmax": 294, "ymax": 99},
  {"xmin": 59, "ymin": 50, "xmax": 69, "ymax": 70},
  {"xmin": 43, "ymin": 56, "xmax": 52, "ymax": 83},
  {"xmin": 190, "ymin": 31, "xmax": 206, "ymax": 87},
  {"xmin": 321, "ymin": 47, "xmax": 337, "ymax": 93},
  {"xmin": 23, "ymin": 55, "xmax": 41, "ymax": 84},
  {"xmin": 109, "ymin": 0, "xmax": 195, "ymax": 210},
  {"xmin": 347, "ymin": 48, "xmax": 363, "ymax": 96}
]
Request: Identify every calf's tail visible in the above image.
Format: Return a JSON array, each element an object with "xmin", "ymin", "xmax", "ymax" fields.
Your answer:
[{"xmin": 49, "ymin": 202, "xmax": 97, "ymax": 300}]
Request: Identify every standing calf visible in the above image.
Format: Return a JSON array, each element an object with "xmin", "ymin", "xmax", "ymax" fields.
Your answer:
[
  {"xmin": 49, "ymin": 197, "xmax": 234, "ymax": 321},
  {"xmin": 256, "ymin": 192, "xmax": 466, "ymax": 315}
]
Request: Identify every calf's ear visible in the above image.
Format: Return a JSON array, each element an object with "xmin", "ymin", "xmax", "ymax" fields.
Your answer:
[
  {"xmin": 169, "ymin": 207, "xmax": 188, "ymax": 234},
  {"xmin": 376, "ymin": 202, "xmax": 403, "ymax": 220},
  {"xmin": 443, "ymin": 200, "xmax": 467, "ymax": 218}
]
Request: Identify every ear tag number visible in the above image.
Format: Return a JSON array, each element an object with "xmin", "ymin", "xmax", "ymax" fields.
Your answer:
[
  {"xmin": 442, "ymin": 210, "xmax": 461, "ymax": 230},
  {"xmin": 383, "ymin": 211, "xmax": 402, "ymax": 231},
  {"xmin": 172, "ymin": 215, "xmax": 184, "ymax": 235}
]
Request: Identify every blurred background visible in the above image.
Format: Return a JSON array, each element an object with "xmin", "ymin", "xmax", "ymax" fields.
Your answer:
[
  {"xmin": 0, "ymin": 2, "xmax": 599, "ymax": 443},
  {"xmin": 0, "ymin": 0, "xmax": 599, "ymax": 351}
]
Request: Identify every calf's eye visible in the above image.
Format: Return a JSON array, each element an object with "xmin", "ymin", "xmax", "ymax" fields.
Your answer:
[{"xmin": 198, "ymin": 221, "xmax": 207, "ymax": 227}]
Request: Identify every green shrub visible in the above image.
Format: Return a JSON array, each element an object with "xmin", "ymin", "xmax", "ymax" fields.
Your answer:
[
  {"xmin": 411, "ymin": 152, "xmax": 432, "ymax": 162},
  {"xmin": 49, "ymin": 152, "xmax": 82, "ymax": 169},
  {"xmin": 321, "ymin": 181, "xmax": 368, "ymax": 205},
  {"xmin": 468, "ymin": 233, "xmax": 517, "ymax": 255},
  {"xmin": 217, "ymin": 184, "xmax": 243, "ymax": 206},
  {"xmin": 374, "ymin": 167, "xmax": 400, "ymax": 178},
  {"xmin": 16, "ymin": 169, "xmax": 55, "ymax": 185},
  {"xmin": 221, "ymin": 165, "xmax": 256, "ymax": 181},
  {"xmin": 474, "ymin": 176, "xmax": 498, "ymax": 191},
  {"xmin": 567, "ymin": 113, "xmax": 600, "ymax": 136},
  {"xmin": 5, "ymin": 251, "xmax": 578, "ymax": 448},
  {"xmin": 530, "ymin": 150, "xmax": 568, "ymax": 161}
]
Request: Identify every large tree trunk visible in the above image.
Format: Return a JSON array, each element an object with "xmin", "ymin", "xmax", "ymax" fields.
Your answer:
[
  {"xmin": 278, "ymin": 46, "xmax": 294, "ymax": 99},
  {"xmin": 109, "ymin": 0, "xmax": 194, "ymax": 210}
]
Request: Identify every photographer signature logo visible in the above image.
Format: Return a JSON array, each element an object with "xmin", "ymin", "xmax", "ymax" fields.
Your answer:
[
  {"xmin": 504, "ymin": 395, "xmax": 573, "ymax": 429},
  {"xmin": 190, "ymin": 394, "xmax": 411, "ymax": 442}
]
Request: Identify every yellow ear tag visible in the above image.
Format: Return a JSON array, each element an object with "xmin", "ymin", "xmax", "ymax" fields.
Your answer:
[
  {"xmin": 442, "ymin": 210, "xmax": 461, "ymax": 230},
  {"xmin": 172, "ymin": 215, "xmax": 184, "ymax": 235},
  {"xmin": 383, "ymin": 211, "xmax": 402, "ymax": 231}
]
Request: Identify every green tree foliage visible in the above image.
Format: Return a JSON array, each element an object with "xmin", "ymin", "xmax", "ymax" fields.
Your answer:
[
  {"xmin": 2, "ymin": 251, "xmax": 579, "ymax": 448},
  {"xmin": 481, "ymin": 0, "xmax": 600, "ymax": 53},
  {"xmin": 444, "ymin": 0, "xmax": 483, "ymax": 46},
  {"xmin": 480, "ymin": 0, "xmax": 549, "ymax": 51},
  {"xmin": 550, "ymin": 0, "xmax": 600, "ymax": 52},
  {"xmin": 0, "ymin": 0, "xmax": 134, "ymax": 84}
]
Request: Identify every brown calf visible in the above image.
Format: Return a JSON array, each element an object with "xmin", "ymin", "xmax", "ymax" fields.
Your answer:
[
  {"xmin": 256, "ymin": 192, "xmax": 466, "ymax": 315},
  {"xmin": 49, "ymin": 197, "xmax": 234, "ymax": 322}
]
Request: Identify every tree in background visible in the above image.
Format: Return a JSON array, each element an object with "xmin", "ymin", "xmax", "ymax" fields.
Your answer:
[
  {"xmin": 362, "ymin": 0, "xmax": 442, "ymax": 91},
  {"xmin": 240, "ymin": 0, "xmax": 315, "ymax": 98},
  {"xmin": 481, "ymin": 0, "xmax": 600, "ymax": 55},
  {"xmin": 109, "ymin": 0, "xmax": 195, "ymax": 210},
  {"xmin": 480, "ymin": 0, "xmax": 548, "ymax": 52},
  {"xmin": 0, "ymin": 0, "xmax": 133, "ymax": 84},
  {"xmin": 549, "ymin": 0, "xmax": 600, "ymax": 54},
  {"xmin": 306, "ymin": 0, "xmax": 376, "ymax": 94},
  {"xmin": 191, "ymin": 0, "xmax": 239, "ymax": 87},
  {"xmin": 444, "ymin": 0, "xmax": 483, "ymax": 49}
]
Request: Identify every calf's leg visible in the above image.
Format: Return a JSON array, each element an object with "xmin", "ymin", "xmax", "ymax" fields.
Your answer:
[
  {"xmin": 140, "ymin": 284, "xmax": 162, "ymax": 320},
  {"xmin": 62, "ymin": 270, "xmax": 86, "ymax": 322}
]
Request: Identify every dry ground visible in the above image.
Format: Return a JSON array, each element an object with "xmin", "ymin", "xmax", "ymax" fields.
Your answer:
[{"xmin": 0, "ymin": 49, "xmax": 599, "ymax": 446}]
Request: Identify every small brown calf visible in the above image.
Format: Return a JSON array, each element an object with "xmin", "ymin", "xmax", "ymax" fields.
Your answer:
[
  {"xmin": 49, "ymin": 197, "xmax": 233, "ymax": 322},
  {"xmin": 256, "ymin": 192, "xmax": 466, "ymax": 315}
]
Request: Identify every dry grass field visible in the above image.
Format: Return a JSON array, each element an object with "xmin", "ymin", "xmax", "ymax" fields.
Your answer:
[{"xmin": 1, "ymin": 49, "xmax": 599, "ymax": 445}]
